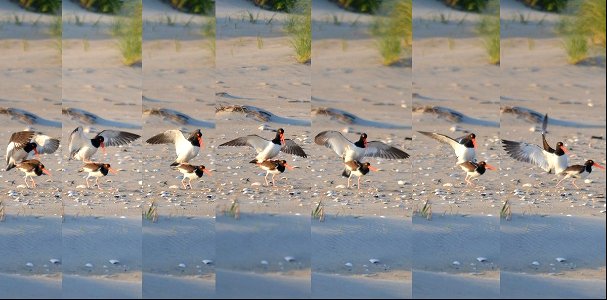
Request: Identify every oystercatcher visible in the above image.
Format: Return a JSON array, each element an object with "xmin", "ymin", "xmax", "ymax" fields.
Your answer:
[
  {"xmin": 220, "ymin": 128, "xmax": 307, "ymax": 163},
  {"xmin": 146, "ymin": 129, "xmax": 203, "ymax": 166},
  {"xmin": 68, "ymin": 126, "xmax": 140, "ymax": 162},
  {"xmin": 6, "ymin": 131, "xmax": 60, "ymax": 170},
  {"xmin": 78, "ymin": 162, "xmax": 118, "ymax": 190},
  {"xmin": 417, "ymin": 131, "xmax": 476, "ymax": 164},
  {"xmin": 176, "ymin": 163, "xmax": 211, "ymax": 189},
  {"xmin": 16, "ymin": 159, "xmax": 51, "ymax": 188},
  {"xmin": 556, "ymin": 160, "xmax": 604, "ymax": 189}
]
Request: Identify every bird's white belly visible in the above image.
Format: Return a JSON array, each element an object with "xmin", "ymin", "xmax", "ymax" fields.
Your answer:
[
  {"xmin": 75, "ymin": 146, "xmax": 97, "ymax": 161},
  {"xmin": 554, "ymin": 155, "xmax": 568, "ymax": 174},
  {"xmin": 88, "ymin": 171, "xmax": 105, "ymax": 178},
  {"xmin": 183, "ymin": 172, "xmax": 199, "ymax": 180},
  {"xmin": 467, "ymin": 171, "xmax": 481, "ymax": 179},
  {"xmin": 350, "ymin": 169, "xmax": 365, "ymax": 177},
  {"xmin": 176, "ymin": 145, "xmax": 198, "ymax": 163},
  {"xmin": 344, "ymin": 146, "xmax": 365, "ymax": 162},
  {"xmin": 256, "ymin": 144, "xmax": 280, "ymax": 161},
  {"xmin": 266, "ymin": 168, "xmax": 281, "ymax": 175},
  {"xmin": 455, "ymin": 146, "xmax": 475, "ymax": 164}
]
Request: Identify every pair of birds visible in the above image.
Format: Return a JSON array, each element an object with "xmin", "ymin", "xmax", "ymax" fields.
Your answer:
[
  {"xmin": 417, "ymin": 127, "xmax": 603, "ymax": 189},
  {"xmin": 501, "ymin": 114, "xmax": 603, "ymax": 188},
  {"xmin": 219, "ymin": 129, "xmax": 410, "ymax": 188},
  {"xmin": 6, "ymin": 127, "xmax": 140, "ymax": 189},
  {"xmin": 502, "ymin": 134, "xmax": 604, "ymax": 189},
  {"xmin": 417, "ymin": 131, "xmax": 496, "ymax": 186}
]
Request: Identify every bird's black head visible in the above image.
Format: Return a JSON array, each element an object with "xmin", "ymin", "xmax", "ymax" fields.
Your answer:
[
  {"xmin": 23, "ymin": 142, "xmax": 38, "ymax": 153},
  {"xmin": 555, "ymin": 142, "xmax": 569, "ymax": 156},
  {"xmin": 585, "ymin": 160, "xmax": 595, "ymax": 166},
  {"xmin": 469, "ymin": 133, "xmax": 476, "ymax": 139},
  {"xmin": 355, "ymin": 133, "xmax": 368, "ymax": 148},
  {"xmin": 92, "ymin": 136, "xmax": 105, "ymax": 148}
]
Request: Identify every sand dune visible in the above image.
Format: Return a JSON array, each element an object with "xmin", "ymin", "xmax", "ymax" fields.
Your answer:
[
  {"xmin": 413, "ymin": 105, "xmax": 500, "ymax": 127},
  {"xmin": 501, "ymin": 106, "xmax": 604, "ymax": 128},
  {"xmin": 312, "ymin": 107, "xmax": 410, "ymax": 129},
  {"xmin": 62, "ymin": 107, "xmax": 141, "ymax": 129},
  {"xmin": 143, "ymin": 108, "xmax": 215, "ymax": 128},
  {"xmin": 216, "ymin": 103, "xmax": 311, "ymax": 126},
  {"xmin": 0, "ymin": 107, "xmax": 62, "ymax": 128}
]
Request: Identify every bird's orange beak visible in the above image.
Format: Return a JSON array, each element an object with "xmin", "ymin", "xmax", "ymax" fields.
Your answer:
[
  {"xmin": 560, "ymin": 145, "xmax": 570, "ymax": 154},
  {"xmin": 34, "ymin": 148, "xmax": 40, "ymax": 158},
  {"xmin": 203, "ymin": 169, "xmax": 212, "ymax": 176},
  {"xmin": 364, "ymin": 138, "xmax": 368, "ymax": 147},
  {"xmin": 472, "ymin": 138, "xmax": 477, "ymax": 149},
  {"xmin": 42, "ymin": 168, "xmax": 51, "ymax": 176},
  {"xmin": 108, "ymin": 168, "xmax": 118, "ymax": 174},
  {"xmin": 101, "ymin": 141, "xmax": 107, "ymax": 154},
  {"xmin": 280, "ymin": 133, "xmax": 285, "ymax": 146},
  {"xmin": 368, "ymin": 165, "xmax": 378, "ymax": 172},
  {"xmin": 284, "ymin": 163, "xmax": 294, "ymax": 170},
  {"xmin": 198, "ymin": 136, "xmax": 204, "ymax": 148},
  {"xmin": 485, "ymin": 164, "xmax": 496, "ymax": 170},
  {"xmin": 593, "ymin": 162, "xmax": 606, "ymax": 170}
]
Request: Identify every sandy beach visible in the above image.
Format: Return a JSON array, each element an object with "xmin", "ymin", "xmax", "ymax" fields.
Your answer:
[{"xmin": 0, "ymin": 0, "xmax": 605, "ymax": 298}]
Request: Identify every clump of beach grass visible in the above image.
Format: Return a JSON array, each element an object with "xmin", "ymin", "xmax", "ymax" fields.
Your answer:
[
  {"xmin": 558, "ymin": 0, "xmax": 605, "ymax": 64},
  {"xmin": 476, "ymin": 0, "xmax": 500, "ymax": 65},
  {"xmin": 501, "ymin": 200, "xmax": 512, "ymax": 221},
  {"xmin": 224, "ymin": 200, "xmax": 240, "ymax": 219},
  {"xmin": 144, "ymin": 200, "xmax": 159, "ymax": 223},
  {"xmin": 370, "ymin": 0, "xmax": 412, "ymax": 66},
  {"xmin": 284, "ymin": 0, "xmax": 311, "ymax": 64},
  {"xmin": 110, "ymin": 0, "xmax": 142, "ymax": 66},
  {"xmin": 312, "ymin": 201, "xmax": 325, "ymax": 222},
  {"xmin": 416, "ymin": 200, "xmax": 432, "ymax": 220}
]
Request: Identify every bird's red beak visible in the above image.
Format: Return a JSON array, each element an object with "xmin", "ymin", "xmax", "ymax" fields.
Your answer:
[
  {"xmin": 42, "ymin": 168, "xmax": 51, "ymax": 176},
  {"xmin": 101, "ymin": 142, "xmax": 107, "ymax": 154},
  {"xmin": 284, "ymin": 163, "xmax": 294, "ymax": 170},
  {"xmin": 472, "ymin": 138, "xmax": 477, "ymax": 149},
  {"xmin": 368, "ymin": 165, "xmax": 378, "ymax": 172},
  {"xmin": 364, "ymin": 138, "xmax": 368, "ymax": 147},
  {"xmin": 108, "ymin": 168, "xmax": 118, "ymax": 174},
  {"xmin": 280, "ymin": 133, "xmax": 285, "ymax": 146},
  {"xmin": 560, "ymin": 145, "xmax": 570, "ymax": 154},
  {"xmin": 34, "ymin": 148, "xmax": 40, "ymax": 158},
  {"xmin": 485, "ymin": 164, "xmax": 496, "ymax": 170},
  {"xmin": 203, "ymin": 169, "xmax": 212, "ymax": 176},
  {"xmin": 198, "ymin": 136, "xmax": 204, "ymax": 148},
  {"xmin": 593, "ymin": 162, "xmax": 606, "ymax": 170}
]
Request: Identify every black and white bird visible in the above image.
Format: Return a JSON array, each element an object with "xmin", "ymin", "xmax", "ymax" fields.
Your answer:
[
  {"xmin": 176, "ymin": 163, "xmax": 211, "ymax": 189},
  {"xmin": 6, "ymin": 131, "xmax": 60, "ymax": 171},
  {"xmin": 458, "ymin": 161, "xmax": 495, "ymax": 186},
  {"xmin": 16, "ymin": 159, "xmax": 51, "ymax": 188},
  {"xmin": 342, "ymin": 160, "xmax": 377, "ymax": 189},
  {"xmin": 68, "ymin": 126, "xmax": 140, "ymax": 162},
  {"xmin": 502, "ymin": 135, "xmax": 570, "ymax": 174},
  {"xmin": 220, "ymin": 128, "xmax": 307, "ymax": 163},
  {"xmin": 417, "ymin": 131, "xmax": 477, "ymax": 164},
  {"xmin": 78, "ymin": 162, "xmax": 118, "ymax": 190},
  {"xmin": 314, "ymin": 131, "xmax": 409, "ymax": 162},
  {"xmin": 256, "ymin": 159, "xmax": 293, "ymax": 186},
  {"xmin": 146, "ymin": 129, "xmax": 204, "ymax": 166},
  {"xmin": 556, "ymin": 160, "xmax": 604, "ymax": 189}
]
